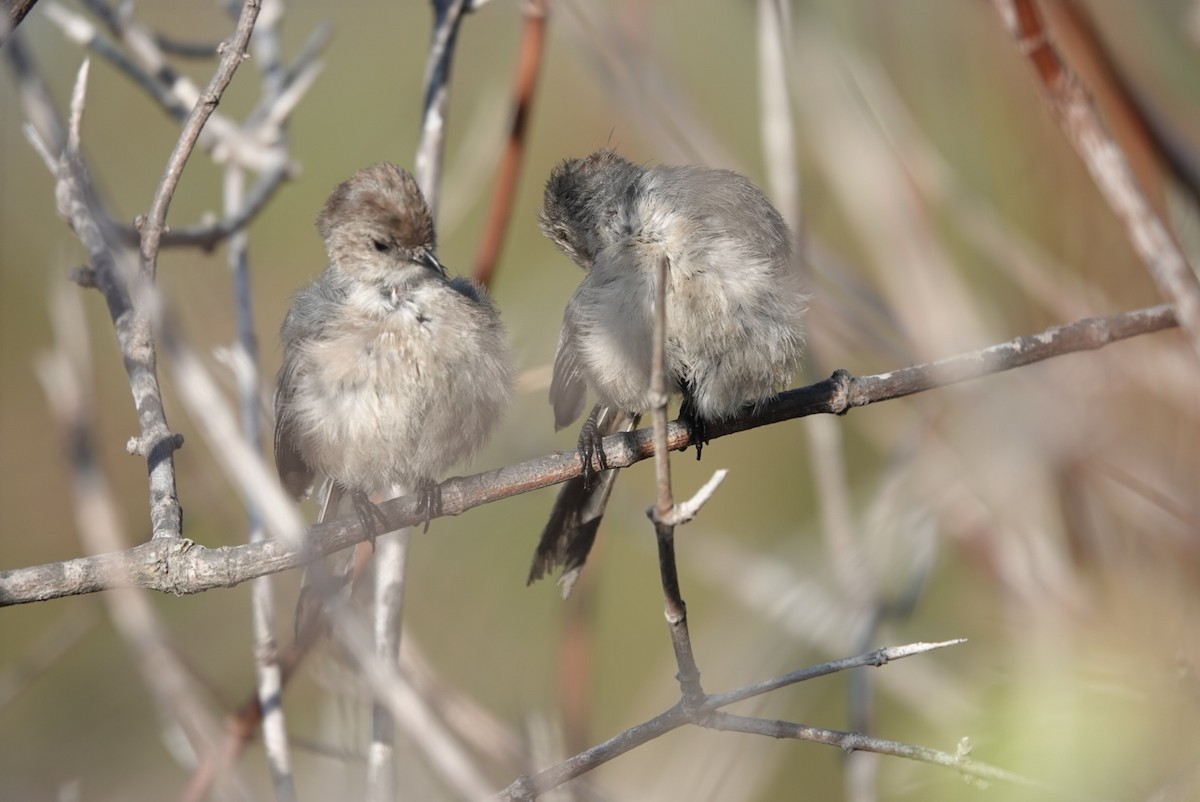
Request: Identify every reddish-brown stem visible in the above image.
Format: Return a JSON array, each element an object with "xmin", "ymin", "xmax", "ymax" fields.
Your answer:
[{"xmin": 472, "ymin": 0, "xmax": 548, "ymax": 288}]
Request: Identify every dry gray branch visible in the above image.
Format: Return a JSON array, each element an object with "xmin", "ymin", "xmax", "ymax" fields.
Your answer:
[
  {"xmin": 495, "ymin": 639, "xmax": 1039, "ymax": 801},
  {"xmin": 29, "ymin": 61, "xmax": 186, "ymax": 541},
  {"xmin": 415, "ymin": 0, "xmax": 471, "ymax": 214},
  {"xmin": 0, "ymin": 303, "xmax": 1179, "ymax": 605},
  {"xmin": 36, "ymin": 277, "xmax": 243, "ymax": 798},
  {"xmin": 137, "ymin": 0, "xmax": 262, "ymax": 284}
]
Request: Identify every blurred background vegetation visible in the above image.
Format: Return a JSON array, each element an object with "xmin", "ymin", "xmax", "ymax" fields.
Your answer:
[{"xmin": 2, "ymin": 1, "xmax": 1198, "ymax": 800}]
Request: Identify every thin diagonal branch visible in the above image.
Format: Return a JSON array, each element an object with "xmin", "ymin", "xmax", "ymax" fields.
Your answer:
[
  {"xmin": 138, "ymin": 0, "xmax": 261, "ymax": 282},
  {"xmin": 36, "ymin": 284, "xmax": 243, "ymax": 799},
  {"xmin": 2, "ymin": 0, "xmax": 39, "ymax": 45},
  {"xmin": 415, "ymin": 0, "xmax": 470, "ymax": 215},
  {"xmin": 646, "ymin": 253, "xmax": 705, "ymax": 705},
  {"xmin": 0, "ymin": 304, "xmax": 1179, "ymax": 605},
  {"xmin": 34, "ymin": 61, "xmax": 185, "ymax": 540},
  {"xmin": 496, "ymin": 638, "xmax": 1063, "ymax": 801},
  {"xmin": 991, "ymin": 0, "xmax": 1200, "ymax": 357},
  {"xmin": 704, "ymin": 712, "xmax": 1064, "ymax": 796}
]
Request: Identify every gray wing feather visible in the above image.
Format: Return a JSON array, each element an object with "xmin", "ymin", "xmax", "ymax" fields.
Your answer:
[{"xmin": 549, "ymin": 318, "xmax": 587, "ymax": 430}]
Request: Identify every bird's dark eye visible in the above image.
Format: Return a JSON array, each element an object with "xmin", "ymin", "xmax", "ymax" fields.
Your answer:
[{"xmin": 372, "ymin": 239, "xmax": 390, "ymax": 253}]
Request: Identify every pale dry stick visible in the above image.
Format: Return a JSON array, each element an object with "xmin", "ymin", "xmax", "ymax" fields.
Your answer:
[
  {"xmin": 991, "ymin": 0, "xmax": 1200, "ymax": 358},
  {"xmin": 0, "ymin": 304, "xmax": 1180, "ymax": 605},
  {"xmin": 36, "ymin": 59, "xmax": 185, "ymax": 542},
  {"xmin": 161, "ymin": 323, "xmax": 308, "ymax": 546},
  {"xmin": 400, "ymin": 633, "xmax": 529, "ymax": 771},
  {"xmin": 367, "ymin": 2, "xmax": 475, "ymax": 788},
  {"xmin": 83, "ymin": 0, "xmax": 279, "ymax": 170},
  {"xmin": 755, "ymin": 0, "xmax": 798, "ymax": 227},
  {"xmin": 415, "ymin": 0, "xmax": 471, "ymax": 216},
  {"xmin": 231, "ymin": 6, "xmax": 296, "ymax": 799},
  {"xmin": 10, "ymin": 12, "xmax": 299, "ymax": 254},
  {"xmin": 43, "ymin": 1, "xmax": 278, "ymax": 173},
  {"xmin": 36, "ymin": 283, "xmax": 248, "ymax": 800},
  {"xmin": 3, "ymin": 32, "xmax": 66, "ymax": 156},
  {"xmin": 367, "ymin": 528, "xmax": 412, "ymax": 802},
  {"xmin": 843, "ymin": 50, "xmax": 1109, "ymax": 324},
  {"xmin": 224, "ymin": 159, "xmax": 296, "ymax": 802},
  {"xmin": 2, "ymin": 0, "xmax": 36, "ymax": 45},
  {"xmin": 362, "ymin": 0, "xmax": 468, "ymax": 785},
  {"xmin": 185, "ymin": 14, "xmax": 328, "ymax": 797},
  {"xmin": 755, "ymin": 0, "xmax": 864, "ymax": 604},
  {"xmin": 498, "ymin": 640, "xmax": 1019, "ymax": 800},
  {"xmin": 646, "ymin": 254, "xmax": 707, "ymax": 706},
  {"xmin": 326, "ymin": 600, "xmax": 495, "ymax": 801},
  {"xmin": 43, "ymin": 3, "xmax": 183, "ymax": 118},
  {"xmin": 138, "ymin": 0, "xmax": 261, "ymax": 284}
]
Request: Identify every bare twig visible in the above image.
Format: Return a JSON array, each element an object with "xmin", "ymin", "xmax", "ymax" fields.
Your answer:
[
  {"xmin": 472, "ymin": 0, "xmax": 548, "ymax": 287},
  {"xmin": 138, "ymin": 0, "xmax": 261, "ymax": 283},
  {"xmin": 11, "ymin": 25, "xmax": 300, "ymax": 254},
  {"xmin": 34, "ymin": 61, "xmax": 186, "ymax": 541},
  {"xmin": 415, "ymin": 0, "xmax": 471, "ymax": 214},
  {"xmin": 367, "ymin": 524, "xmax": 412, "ymax": 801},
  {"xmin": 0, "ymin": 303, "xmax": 1179, "ymax": 605},
  {"xmin": 2, "ymin": 0, "xmax": 38, "ymax": 45},
  {"xmin": 327, "ymin": 598, "xmax": 495, "ymax": 802},
  {"xmin": 66, "ymin": 0, "xmax": 280, "ymax": 170},
  {"xmin": 43, "ymin": 3, "xmax": 187, "ymax": 120},
  {"xmin": 704, "ymin": 713, "xmax": 1057, "ymax": 794},
  {"xmin": 224, "ymin": 158, "xmax": 296, "ymax": 801},
  {"xmin": 991, "ymin": 0, "xmax": 1200, "ymax": 357},
  {"xmin": 646, "ymin": 254, "xmax": 705, "ymax": 705},
  {"xmin": 495, "ymin": 638, "xmax": 1050, "ymax": 801},
  {"xmin": 359, "ymin": 0, "xmax": 479, "ymax": 785},
  {"xmin": 3, "ymin": 33, "xmax": 67, "ymax": 156},
  {"xmin": 36, "ymin": 283, "xmax": 242, "ymax": 798},
  {"xmin": 707, "ymin": 639, "xmax": 964, "ymax": 709},
  {"xmin": 227, "ymin": 8, "xmax": 297, "ymax": 798}
]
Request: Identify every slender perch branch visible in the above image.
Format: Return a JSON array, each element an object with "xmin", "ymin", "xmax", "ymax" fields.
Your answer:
[
  {"xmin": 0, "ymin": 303, "xmax": 1177, "ymax": 606},
  {"xmin": 646, "ymin": 253, "xmax": 705, "ymax": 705}
]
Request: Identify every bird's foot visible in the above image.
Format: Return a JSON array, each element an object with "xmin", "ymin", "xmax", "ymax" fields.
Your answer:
[
  {"xmin": 350, "ymin": 491, "xmax": 390, "ymax": 550},
  {"xmin": 577, "ymin": 416, "xmax": 610, "ymax": 489},
  {"xmin": 416, "ymin": 479, "xmax": 442, "ymax": 533},
  {"xmin": 679, "ymin": 393, "xmax": 709, "ymax": 461}
]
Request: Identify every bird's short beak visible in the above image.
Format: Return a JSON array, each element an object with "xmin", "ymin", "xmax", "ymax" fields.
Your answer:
[{"xmin": 417, "ymin": 248, "xmax": 447, "ymax": 276}]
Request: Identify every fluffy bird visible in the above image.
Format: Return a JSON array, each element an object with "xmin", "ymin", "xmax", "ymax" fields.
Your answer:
[
  {"xmin": 275, "ymin": 162, "xmax": 513, "ymax": 639},
  {"xmin": 530, "ymin": 150, "xmax": 806, "ymax": 592}
]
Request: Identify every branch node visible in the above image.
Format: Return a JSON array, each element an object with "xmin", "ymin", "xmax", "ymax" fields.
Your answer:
[
  {"xmin": 70, "ymin": 265, "xmax": 97, "ymax": 288},
  {"xmin": 829, "ymin": 368, "xmax": 853, "ymax": 415},
  {"xmin": 508, "ymin": 774, "xmax": 535, "ymax": 802},
  {"xmin": 126, "ymin": 432, "xmax": 185, "ymax": 457}
]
